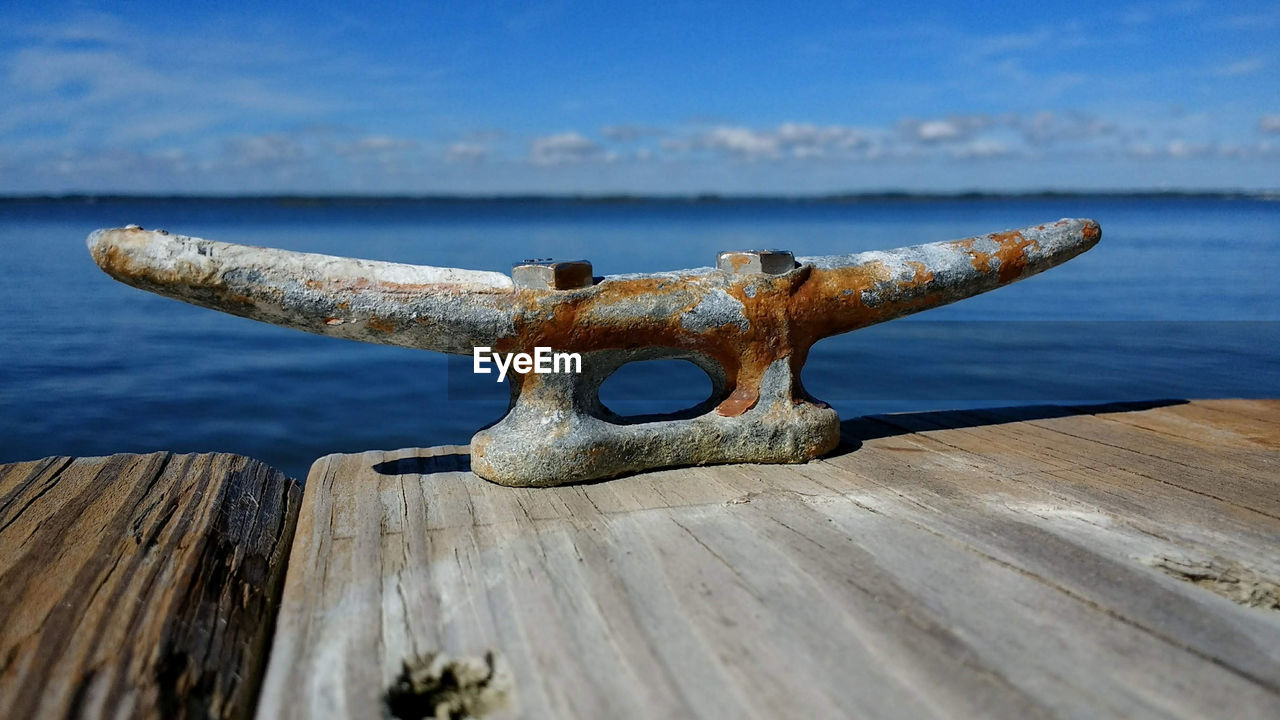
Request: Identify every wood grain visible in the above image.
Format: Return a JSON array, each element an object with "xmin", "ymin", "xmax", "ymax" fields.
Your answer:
[
  {"xmin": 257, "ymin": 400, "xmax": 1280, "ymax": 719},
  {"xmin": 0, "ymin": 452, "xmax": 302, "ymax": 720}
]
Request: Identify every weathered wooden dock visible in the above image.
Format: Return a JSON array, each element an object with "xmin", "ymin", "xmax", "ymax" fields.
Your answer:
[
  {"xmin": 0, "ymin": 453, "xmax": 300, "ymax": 719},
  {"xmin": 3, "ymin": 399, "xmax": 1279, "ymax": 719}
]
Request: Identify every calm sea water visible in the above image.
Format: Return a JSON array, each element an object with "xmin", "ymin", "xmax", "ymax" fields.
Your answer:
[{"xmin": 2, "ymin": 196, "xmax": 1277, "ymax": 480}]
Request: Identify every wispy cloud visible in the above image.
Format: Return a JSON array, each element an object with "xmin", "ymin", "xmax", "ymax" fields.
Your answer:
[
  {"xmin": 600, "ymin": 124, "xmax": 662, "ymax": 142},
  {"xmin": 898, "ymin": 116, "xmax": 991, "ymax": 144},
  {"xmin": 1119, "ymin": 1, "xmax": 1203, "ymax": 26},
  {"xmin": 662, "ymin": 123, "xmax": 872, "ymax": 161},
  {"xmin": 964, "ymin": 27, "xmax": 1061, "ymax": 58},
  {"xmin": 1210, "ymin": 8, "xmax": 1280, "ymax": 30},
  {"xmin": 1210, "ymin": 58, "xmax": 1265, "ymax": 77},
  {"xmin": 444, "ymin": 141, "xmax": 490, "ymax": 163},
  {"xmin": 693, "ymin": 126, "xmax": 782, "ymax": 159},
  {"xmin": 222, "ymin": 134, "xmax": 307, "ymax": 168},
  {"xmin": 775, "ymin": 123, "xmax": 869, "ymax": 156},
  {"xmin": 336, "ymin": 136, "xmax": 419, "ymax": 156},
  {"xmin": 949, "ymin": 139, "xmax": 1010, "ymax": 159},
  {"xmin": 8, "ymin": 105, "xmax": 1273, "ymax": 193},
  {"xmin": 1014, "ymin": 111, "xmax": 1123, "ymax": 146},
  {"xmin": 1, "ymin": 17, "xmax": 330, "ymax": 150},
  {"xmin": 631, "ymin": 111, "xmax": 1267, "ymax": 165},
  {"xmin": 529, "ymin": 132, "xmax": 611, "ymax": 165}
]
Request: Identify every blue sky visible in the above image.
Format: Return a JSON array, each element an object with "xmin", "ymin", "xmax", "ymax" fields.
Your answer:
[{"xmin": 2, "ymin": 1, "xmax": 1277, "ymax": 193}]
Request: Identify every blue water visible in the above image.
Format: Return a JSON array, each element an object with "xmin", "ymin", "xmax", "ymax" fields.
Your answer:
[{"xmin": 2, "ymin": 197, "xmax": 1277, "ymax": 480}]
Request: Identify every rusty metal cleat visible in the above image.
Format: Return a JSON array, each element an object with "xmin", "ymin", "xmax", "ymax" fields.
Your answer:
[
  {"xmin": 717, "ymin": 249, "xmax": 796, "ymax": 275},
  {"xmin": 511, "ymin": 258, "xmax": 594, "ymax": 290},
  {"xmin": 87, "ymin": 218, "xmax": 1101, "ymax": 486}
]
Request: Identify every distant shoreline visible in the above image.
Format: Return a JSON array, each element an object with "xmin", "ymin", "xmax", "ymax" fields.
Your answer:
[{"xmin": 2, "ymin": 190, "xmax": 1277, "ymax": 204}]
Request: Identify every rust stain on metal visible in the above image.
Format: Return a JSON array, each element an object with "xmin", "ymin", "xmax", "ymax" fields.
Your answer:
[
  {"xmin": 905, "ymin": 261, "xmax": 935, "ymax": 285},
  {"xmin": 367, "ymin": 316, "xmax": 398, "ymax": 334},
  {"xmin": 1081, "ymin": 220, "xmax": 1101, "ymax": 244},
  {"xmin": 952, "ymin": 230, "xmax": 1040, "ymax": 284}
]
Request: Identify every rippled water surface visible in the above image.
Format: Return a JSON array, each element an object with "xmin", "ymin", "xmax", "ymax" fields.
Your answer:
[{"xmin": 2, "ymin": 196, "xmax": 1277, "ymax": 479}]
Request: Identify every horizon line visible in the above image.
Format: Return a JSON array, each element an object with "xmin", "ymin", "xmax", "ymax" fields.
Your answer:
[{"xmin": 2, "ymin": 188, "xmax": 1278, "ymax": 203}]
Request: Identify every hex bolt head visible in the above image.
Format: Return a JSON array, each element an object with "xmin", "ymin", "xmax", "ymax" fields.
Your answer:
[
  {"xmin": 512, "ymin": 259, "xmax": 594, "ymax": 290},
  {"xmin": 717, "ymin": 249, "xmax": 796, "ymax": 275}
]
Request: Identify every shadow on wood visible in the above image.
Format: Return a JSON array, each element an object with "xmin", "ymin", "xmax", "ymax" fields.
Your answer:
[
  {"xmin": 834, "ymin": 398, "xmax": 1191, "ymax": 452},
  {"xmin": 368, "ymin": 398, "xmax": 1194, "ymax": 481},
  {"xmin": 372, "ymin": 452, "xmax": 472, "ymax": 477}
]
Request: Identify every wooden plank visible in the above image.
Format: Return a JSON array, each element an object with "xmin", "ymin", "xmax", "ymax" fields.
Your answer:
[
  {"xmin": 0, "ymin": 452, "xmax": 302, "ymax": 720},
  {"xmin": 1093, "ymin": 401, "xmax": 1280, "ymax": 448},
  {"xmin": 258, "ymin": 400, "xmax": 1280, "ymax": 719}
]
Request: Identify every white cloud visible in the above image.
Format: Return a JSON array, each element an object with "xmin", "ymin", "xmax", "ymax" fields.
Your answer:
[
  {"xmin": 898, "ymin": 115, "xmax": 991, "ymax": 144},
  {"xmin": 526, "ymin": 110, "xmax": 1261, "ymax": 170},
  {"xmin": 529, "ymin": 132, "xmax": 607, "ymax": 165},
  {"xmin": 1125, "ymin": 137, "xmax": 1276, "ymax": 160},
  {"xmin": 696, "ymin": 126, "xmax": 781, "ymax": 158},
  {"xmin": 681, "ymin": 123, "xmax": 872, "ymax": 161},
  {"xmin": 777, "ymin": 123, "xmax": 868, "ymax": 151},
  {"xmin": 950, "ymin": 139, "xmax": 1009, "ymax": 159},
  {"xmin": 445, "ymin": 141, "xmax": 489, "ymax": 163},
  {"xmin": 917, "ymin": 120, "xmax": 963, "ymax": 142},
  {"xmin": 4, "ymin": 87, "xmax": 1272, "ymax": 191}
]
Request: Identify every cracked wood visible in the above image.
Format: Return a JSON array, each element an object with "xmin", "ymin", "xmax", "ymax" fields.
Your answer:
[{"xmin": 0, "ymin": 452, "xmax": 302, "ymax": 720}]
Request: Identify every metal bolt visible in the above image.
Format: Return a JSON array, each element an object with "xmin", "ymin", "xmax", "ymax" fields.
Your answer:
[
  {"xmin": 717, "ymin": 249, "xmax": 796, "ymax": 275},
  {"xmin": 512, "ymin": 259, "xmax": 594, "ymax": 290}
]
